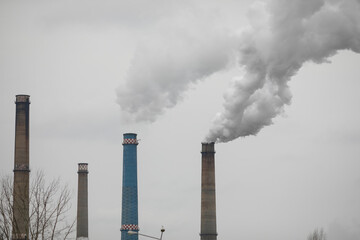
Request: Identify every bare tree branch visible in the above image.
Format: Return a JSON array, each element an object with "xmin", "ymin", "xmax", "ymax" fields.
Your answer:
[
  {"xmin": 0, "ymin": 172, "xmax": 75, "ymax": 240},
  {"xmin": 307, "ymin": 228, "xmax": 326, "ymax": 240}
]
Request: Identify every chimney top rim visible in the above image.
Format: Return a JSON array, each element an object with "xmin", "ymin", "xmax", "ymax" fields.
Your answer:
[
  {"xmin": 15, "ymin": 94, "xmax": 30, "ymax": 103},
  {"xmin": 16, "ymin": 94, "xmax": 30, "ymax": 97}
]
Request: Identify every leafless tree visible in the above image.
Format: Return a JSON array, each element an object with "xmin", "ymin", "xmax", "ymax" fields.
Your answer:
[
  {"xmin": 0, "ymin": 171, "xmax": 75, "ymax": 240},
  {"xmin": 0, "ymin": 176, "xmax": 13, "ymax": 240},
  {"xmin": 308, "ymin": 228, "xmax": 326, "ymax": 240}
]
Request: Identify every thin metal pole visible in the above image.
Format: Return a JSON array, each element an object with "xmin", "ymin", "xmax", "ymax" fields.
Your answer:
[{"xmin": 138, "ymin": 233, "xmax": 160, "ymax": 240}]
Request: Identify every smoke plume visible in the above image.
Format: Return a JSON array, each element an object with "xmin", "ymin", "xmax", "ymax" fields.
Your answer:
[
  {"xmin": 117, "ymin": 0, "xmax": 360, "ymax": 142},
  {"xmin": 116, "ymin": 15, "xmax": 236, "ymax": 122}
]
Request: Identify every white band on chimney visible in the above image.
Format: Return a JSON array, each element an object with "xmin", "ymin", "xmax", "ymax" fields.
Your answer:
[
  {"xmin": 120, "ymin": 224, "xmax": 139, "ymax": 231},
  {"xmin": 122, "ymin": 138, "xmax": 138, "ymax": 145},
  {"xmin": 78, "ymin": 164, "xmax": 88, "ymax": 172}
]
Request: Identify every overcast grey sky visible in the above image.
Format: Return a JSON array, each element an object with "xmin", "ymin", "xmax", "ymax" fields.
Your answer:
[{"xmin": 1, "ymin": 0, "xmax": 360, "ymax": 239}]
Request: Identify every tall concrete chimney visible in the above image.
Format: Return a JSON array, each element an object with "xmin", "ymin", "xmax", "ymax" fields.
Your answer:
[
  {"xmin": 12, "ymin": 94, "xmax": 30, "ymax": 240},
  {"xmin": 200, "ymin": 142, "xmax": 217, "ymax": 240},
  {"xmin": 77, "ymin": 163, "xmax": 89, "ymax": 239},
  {"xmin": 120, "ymin": 133, "xmax": 139, "ymax": 240}
]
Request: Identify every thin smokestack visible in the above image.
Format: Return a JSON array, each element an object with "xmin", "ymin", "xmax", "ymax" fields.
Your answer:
[
  {"xmin": 77, "ymin": 163, "xmax": 89, "ymax": 239},
  {"xmin": 200, "ymin": 142, "xmax": 217, "ymax": 240},
  {"xmin": 12, "ymin": 94, "xmax": 30, "ymax": 240},
  {"xmin": 120, "ymin": 133, "xmax": 139, "ymax": 240}
]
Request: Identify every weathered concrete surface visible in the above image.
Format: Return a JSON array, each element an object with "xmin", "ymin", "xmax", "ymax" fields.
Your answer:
[
  {"xmin": 12, "ymin": 95, "xmax": 30, "ymax": 240},
  {"xmin": 77, "ymin": 163, "xmax": 89, "ymax": 239},
  {"xmin": 200, "ymin": 142, "xmax": 217, "ymax": 240}
]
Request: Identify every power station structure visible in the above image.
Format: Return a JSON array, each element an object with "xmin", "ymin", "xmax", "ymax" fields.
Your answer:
[
  {"xmin": 120, "ymin": 133, "xmax": 139, "ymax": 240},
  {"xmin": 12, "ymin": 95, "xmax": 31, "ymax": 240},
  {"xmin": 200, "ymin": 142, "xmax": 217, "ymax": 240},
  {"xmin": 77, "ymin": 163, "xmax": 89, "ymax": 239}
]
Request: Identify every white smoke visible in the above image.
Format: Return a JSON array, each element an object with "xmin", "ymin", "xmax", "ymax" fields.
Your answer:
[
  {"xmin": 206, "ymin": 0, "xmax": 360, "ymax": 142},
  {"xmin": 117, "ymin": 15, "xmax": 236, "ymax": 122},
  {"xmin": 117, "ymin": 0, "xmax": 360, "ymax": 142}
]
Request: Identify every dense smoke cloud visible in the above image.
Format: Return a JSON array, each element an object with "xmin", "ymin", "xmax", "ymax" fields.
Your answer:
[
  {"xmin": 117, "ymin": 0, "xmax": 360, "ymax": 142},
  {"xmin": 206, "ymin": 0, "xmax": 360, "ymax": 142},
  {"xmin": 116, "ymin": 17, "xmax": 235, "ymax": 122}
]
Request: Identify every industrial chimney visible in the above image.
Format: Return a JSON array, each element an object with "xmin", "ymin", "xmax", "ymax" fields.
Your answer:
[
  {"xmin": 12, "ymin": 94, "xmax": 30, "ymax": 240},
  {"xmin": 200, "ymin": 142, "xmax": 217, "ymax": 240},
  {"xmin": 77, "ymin": 163, "xmax": 89, "ymax": 240},
  {"xmin": 120, "ymin": 133, "xmax": 139, "ymax": 240}
]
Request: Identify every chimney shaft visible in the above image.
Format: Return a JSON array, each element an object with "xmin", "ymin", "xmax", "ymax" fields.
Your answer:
[
  {"xmin": 121, "ymin": 133, "xmax": 139, "ymax": 240},
  {"xmin": 12, "ymin": 95, "xmax": 30, "ymax": 240},
  {"xmin": 200, "ymin": 142, "xmax": 217, "ymax": 240},
  {"xmin": 77, "ymin": 163, "xmax": 89, "ymax": 239}
]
